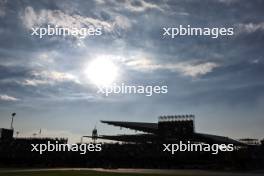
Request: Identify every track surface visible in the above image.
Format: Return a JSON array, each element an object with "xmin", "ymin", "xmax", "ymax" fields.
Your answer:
[{"xmin": 0, "ymin": 168, "xmax": 263, "ymax": 176}]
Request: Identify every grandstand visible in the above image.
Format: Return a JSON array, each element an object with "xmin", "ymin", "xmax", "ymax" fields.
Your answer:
[{"xmin": 89, "ymin": 115, "xmax": 244, "ymax": 145}]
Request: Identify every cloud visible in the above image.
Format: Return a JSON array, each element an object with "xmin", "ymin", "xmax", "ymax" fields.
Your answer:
[
  {"xmin": 112, "ymin": 15, "xmax": 131, "ymax": 30},
  {"xmin": 21, "ymin": 6, "xmax": 132, "ymax": 38},
  {"xmin": 122, "ymin": 0, "xmax": 164, "ymax": 12},
  {"xmin": 32, "ymin": 70, "xmax": 77, "ymax": 82},
  {"xmin": 174, "ymin": 62, "xmax": 220, "ymax": 77},
  {"xmin": 22, "ymin": 70, "xmax": 79, "ymax": 86},
  {"xmin": 237, "ymin": 23, "xmax": 264, "ymax": 33},
  {"xmin": 21, "ymin": 79, "xmax": 49, "ymax": 86},
  {"xmin": 218, "ymin": 0, "xmax": 238, "ymax": 4},
  {"xmin": 251, "ymin": 59, "xmax": 260, "ymax": 64},
  {"xmin": 37, "ymin": 52, "xmax": 55, "ymax": 64},
  {"xmin": 22, "ymin": 6, "xmax": 111, "ymax": 29},
  {"xmin": 0, "ymin": 94, "xmax": 19, "ymax": 101},
  {"xmin": 126, "ymin": 58, "xmax": 220, "ymax": 77},
  {"xmin": 94, "ymin": 0, "xmax": 105, "ymax": 5},
  {"xmin": 95, "ymin": 0, "xmax": 164, "ymax": 12}
]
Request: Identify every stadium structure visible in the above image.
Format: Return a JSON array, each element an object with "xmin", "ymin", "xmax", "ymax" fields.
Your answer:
[
  {"xmin": 86, "ymin": 115, "xmax": 244, "ymax": 145},
  {"xmin": 0, "ymin": 113, "xmax": 68, "ymax": 144}
]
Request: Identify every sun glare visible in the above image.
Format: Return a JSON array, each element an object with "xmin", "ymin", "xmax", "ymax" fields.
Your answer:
[{"xmin": 85, "ymin": 57, "xmax": 118, "ymax": 87}]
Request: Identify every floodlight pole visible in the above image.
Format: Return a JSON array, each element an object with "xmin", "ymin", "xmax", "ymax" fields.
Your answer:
[{"xmin": 10, "ymin": 113, "xmax": 16, "ymax": 130}]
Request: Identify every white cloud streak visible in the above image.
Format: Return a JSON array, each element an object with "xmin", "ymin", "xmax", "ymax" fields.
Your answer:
[
  {"xmin": 237, "ymin": 22, "xmax": 264, "ymax": 33},
  {"xmin": 0, "ymin": 94, "xmax": 19, "ymax": 101},
  {"xmin": 22, "ymin": 70, "xmax": 80, "ymax": 86},
  {"xmin": 95, "ymin": 0, "xmax": 164, "ymax": 12},
  {"xmin": 122, "ymin": 0, "xmax": 164, "ymax": 12},
  {"xmin": 126, "ymin": 58, "xmax": 220, "ymax": 78}
]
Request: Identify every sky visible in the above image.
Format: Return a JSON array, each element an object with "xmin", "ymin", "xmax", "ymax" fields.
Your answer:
[{"xmin": 0, "ymin": 0, "xmax": 263, "ymax": 142}]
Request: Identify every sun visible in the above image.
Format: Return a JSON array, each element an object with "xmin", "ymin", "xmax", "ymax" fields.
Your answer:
[{"xmin": 85, "ymin": 57, "xmax": 118, "ymax": 87}]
